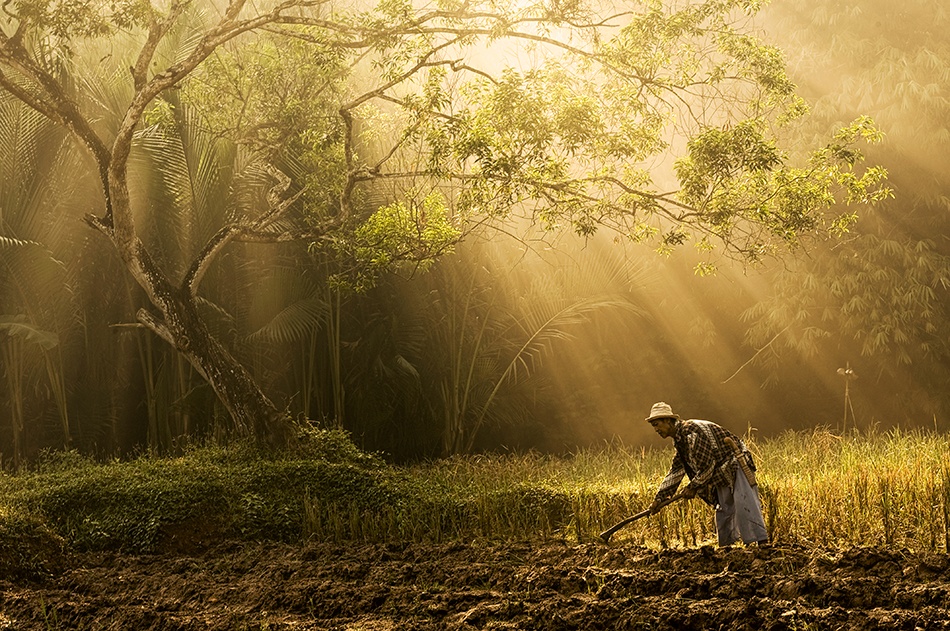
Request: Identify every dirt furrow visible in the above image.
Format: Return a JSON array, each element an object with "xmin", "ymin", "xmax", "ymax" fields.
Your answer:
[{"xmin": 2, "ymin": 541, "xmax": 948, "ymax": 630}]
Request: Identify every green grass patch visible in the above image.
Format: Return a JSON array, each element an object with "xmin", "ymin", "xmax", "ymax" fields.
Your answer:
[{"xmin": 0, "ymin": 429, "xmax": 402, "ymax": 555}]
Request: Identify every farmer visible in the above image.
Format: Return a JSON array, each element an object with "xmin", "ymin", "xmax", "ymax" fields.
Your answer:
[{"xmin": 646, "ymin": 401, "xmax": 769, "ymax": 547}]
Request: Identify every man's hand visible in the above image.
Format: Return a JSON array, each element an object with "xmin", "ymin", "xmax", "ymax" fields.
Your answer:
[{"xmin": 650, "ymin": 487, "xmax": 695, "ymax": 514}]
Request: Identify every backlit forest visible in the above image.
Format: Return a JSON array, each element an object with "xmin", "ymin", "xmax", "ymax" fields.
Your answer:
[{"xmin": 1, "ymin": 0, "xmax": 946, "ymax": 466}]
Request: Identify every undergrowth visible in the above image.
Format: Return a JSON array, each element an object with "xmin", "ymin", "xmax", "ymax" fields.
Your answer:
[{"xmin": 1, "ymin": 426, "xmax": 949, "ymax": 579}]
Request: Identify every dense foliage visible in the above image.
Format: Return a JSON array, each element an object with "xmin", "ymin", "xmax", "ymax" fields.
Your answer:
[
  {"xmin": 739, "ymin": 0, "xmax": 950, "ymax": 424},
  {"xmin": 0, "ymin": 0, "xmax": 894, "ymax": 463}
]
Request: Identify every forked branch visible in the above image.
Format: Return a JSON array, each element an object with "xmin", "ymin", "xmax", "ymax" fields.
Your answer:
[{"xmin": 181, "ymin": 165, "xmax": 305, "ymax": 296}]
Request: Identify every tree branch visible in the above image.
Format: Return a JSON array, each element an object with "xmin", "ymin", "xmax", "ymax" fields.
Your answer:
[
  {"xmin": 131, "ymin": 0, "xmax": 190, "ymax": 91},
  {"xmin": 722, "ymin": 325, "xmax": 791, "ymax": 384},
  {"xmin": 0, "ymin": 34, "xmax": 115, "ymax": 225},
  {"xmin": 340, "ymin": 37, "xmax": 462, "ymax": 112},
  {"xmin": 181, "ymin": 165, "xmax": 305, "ymax": 296},
  {"xmin": 135, "ymin": 308, "xmax": 176, "ymax": 348}
]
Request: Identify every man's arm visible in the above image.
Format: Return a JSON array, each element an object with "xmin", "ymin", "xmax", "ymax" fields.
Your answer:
[{"xmin": 652, "ymin": 455, "xmax": 686, "ymax": 509}]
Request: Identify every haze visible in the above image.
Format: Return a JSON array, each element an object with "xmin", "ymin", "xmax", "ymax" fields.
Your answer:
[{"xmin": 0, "ymin": 0, "xmax": 946, "ymax": 464}]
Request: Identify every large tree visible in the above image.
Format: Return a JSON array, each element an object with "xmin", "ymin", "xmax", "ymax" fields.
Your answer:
[{"xmin": 0, "ymin": 0, "xmax": 889, "ymax": 444}]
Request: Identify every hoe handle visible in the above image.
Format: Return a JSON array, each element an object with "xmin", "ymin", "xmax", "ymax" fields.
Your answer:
[{"xmin": 598, "ymin": 491, "xmax": 686, "ymax": 543}]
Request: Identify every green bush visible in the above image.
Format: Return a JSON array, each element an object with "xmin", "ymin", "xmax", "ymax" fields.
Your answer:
[
  {"xmin": 2, "ymin": 429, "xmax": 400, "ymax": 553},
  {"xmin": 9, "ymin": 458, "xmax": 232, "ymax": 552},
  {"xmin": 230, "ymin": 459, "xmax": 400, "ymax": 541}
]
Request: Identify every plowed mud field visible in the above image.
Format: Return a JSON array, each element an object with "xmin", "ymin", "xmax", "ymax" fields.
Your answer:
[{"xmin": 2, "ymin": 540, "xmax": 949, "ymax": 630}]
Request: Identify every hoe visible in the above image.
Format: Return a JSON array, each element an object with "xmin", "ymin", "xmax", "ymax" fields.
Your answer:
[{"xmin": 598, "ymin": 491, "xmax": 687, "ymax": 544}]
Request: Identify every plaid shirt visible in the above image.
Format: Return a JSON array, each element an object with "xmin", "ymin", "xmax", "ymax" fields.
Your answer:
[{"xmin": 654, "ymin": 419, "xmax": 754, "ymax": 506}]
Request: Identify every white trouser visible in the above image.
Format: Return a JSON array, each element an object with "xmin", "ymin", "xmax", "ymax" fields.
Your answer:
[{"xmin": 715, "ymin": 466, "xmax": 768, "ymax": 546}]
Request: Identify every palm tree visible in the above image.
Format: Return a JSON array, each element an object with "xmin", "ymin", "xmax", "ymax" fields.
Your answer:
[{"xmin": 0, "ymin": 96, "xmax": 78, "ymax": 463}]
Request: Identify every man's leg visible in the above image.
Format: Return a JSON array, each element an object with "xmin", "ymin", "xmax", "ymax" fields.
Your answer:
[
  {"xmin": 715, "ymin": 484, "xmax": 741, "ymax": 546},
  {"xmin": 732, "ymin": 467, "xmax": 769, "ymax": 544}
]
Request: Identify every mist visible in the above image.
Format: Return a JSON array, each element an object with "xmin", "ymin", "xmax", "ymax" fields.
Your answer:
[{"xmin": 1, "ymin": 0, "xmax": 947, "ymax": 464}]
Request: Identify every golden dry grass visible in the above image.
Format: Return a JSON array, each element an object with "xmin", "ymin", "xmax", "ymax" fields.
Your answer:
[{"xmin": 379, "ymin": 427, "xmax": 950, "ymax": 550}]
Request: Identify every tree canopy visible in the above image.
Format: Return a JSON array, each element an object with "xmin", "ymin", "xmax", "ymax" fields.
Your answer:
[{"xmin": 0, "ymin": 0, "xmax": 890, "ymax": 448}]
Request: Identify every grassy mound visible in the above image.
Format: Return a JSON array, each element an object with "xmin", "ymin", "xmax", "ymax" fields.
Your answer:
[
  {"xmin": 0, "ymin": 513, "xmax": 66, "ymax": 581},
  {"xmin": 0, "ymin": 430, "xmax": 401, "ymax": 558}
]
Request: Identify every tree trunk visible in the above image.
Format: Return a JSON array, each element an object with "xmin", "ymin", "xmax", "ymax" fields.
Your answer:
[
  {"xmin": 136, "ymin": 284, "xmax": 291, "ymax": 447},
  {"xmin": 104, "ymin": 231, "xmax": 293, "ymax": 447},
  {"xmin": 2, "ymin": 2, "xmax": 306, "ymax": 450}
]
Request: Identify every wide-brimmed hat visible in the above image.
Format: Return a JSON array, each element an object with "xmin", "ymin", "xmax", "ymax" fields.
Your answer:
[{"xmin": 645, "ymin": 401, "xmax": 680, "ymax": 422}]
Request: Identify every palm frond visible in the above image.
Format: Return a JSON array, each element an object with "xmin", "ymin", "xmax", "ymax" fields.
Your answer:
[
  {"xmin": 0, "ymin": 314, "xmax": 59, "ymax": 350},
  {"xmin": 506, "ymin": 294, "xmax": 641, "ymax": 383},
  {"xmin": 372, "ymin": 353, "xmax": 421, "ymax": 391},
  {"xmin": 0, "ymin": 98, "xmax": 73, "ymax": 241},
  {"xmin": 80, "ymin": 65, "xmax": 134, "ymax": 139},
  {"xmin": 0, "ymin": 235, "xmax": 70, "ymax": 313},
  {"xmin": 245, "ymin": 296, "xmax": 330, "ymax": 344},
  {"xmin": 466, "ymin": 292, "xmax": 641, "ymax": 444},
  {"xmin": 0, "ymin": 98, "xmax": 46, "ymax": 174},
  {"xmin": 0, "ymin": 235, "xmax": 40, "ymax": 248}
]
